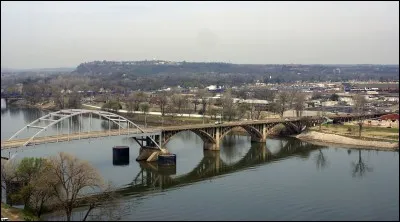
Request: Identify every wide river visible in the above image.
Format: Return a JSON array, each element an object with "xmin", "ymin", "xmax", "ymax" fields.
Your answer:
[{"xmin": 1, "ymin": 99, "xmax": 399, "ymax": 221}]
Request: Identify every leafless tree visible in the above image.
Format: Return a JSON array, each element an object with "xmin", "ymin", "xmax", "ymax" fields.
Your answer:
[
  {"xmin": 158, "ymin": 91, "xmax": 169, "ymax": 116},
  {"xmin": 237, "ymin": 103, "xmax": 250, "ymax": 120},
  {"xmin": 45, "ymin": 152, "xmax": 105, "ymax": 221},
  {"xmin": 353, "ymin": 94, "xmax": 367, "ymax": 136},
  {"xmin": 294, "ymin": 92, "xmax": 306, "ymax": 117},
  {"xmin": 125, "ymin": 94, "xmax": 135, "ymax": 116},
  {"xmin": 353, "ymin": 94, "xmax": 367, "ymax": 115},
  {"xmin": 140, "ymin": 102, "xmax": 150, "ymax": 127},
  {"xmin": 276, "ymin": 91, "xmax": 291, "ymax": 118},
  {"xmin": 171, "ymin": 94, "xmax": 187, "ymax": 116},
  {"xmin": 128, "ymin": 92, "xmax": 147, "ymax": 111},
  {"xmin": 192, "ymin": 97, "xmax": 200, "ymax": 113},
  {"xmin": 198, "ymin": 89, "xmax": 211, "ymax": 117},
  {"xmin": 221, "ymin": 90, "xmax": 236, "ymax": 121}
]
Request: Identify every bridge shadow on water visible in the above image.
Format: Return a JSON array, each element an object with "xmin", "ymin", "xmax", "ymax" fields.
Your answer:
[{"xmin": 117, "ymin": 137, "xmax": 325, "ymax": 197}]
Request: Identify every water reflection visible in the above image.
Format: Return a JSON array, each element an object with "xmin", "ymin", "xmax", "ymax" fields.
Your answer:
[
  {"xmin": 100, "ymin": 119, "xmax": 120, "ymax": 130},
  {"xmin": 314, "ymin": 149, "xmax": 329, "ymax": 170},
  {"xmin": 9, "ymin": 107, "xmax": 23, "ymax": 118},
  {"xmin": 351, "ymin": 149, "xmax": 373, "ymax": 178},
  {"xmin": 118, "ymin": 138, "xmax": 324, "ymax": 195},
  {"xmin": 1, "ymin": 108, "xmax": 8, "ymax": 115},
  {"xmin": 220, "ymin": 133, "xmax": 250, "ymax": 165}
]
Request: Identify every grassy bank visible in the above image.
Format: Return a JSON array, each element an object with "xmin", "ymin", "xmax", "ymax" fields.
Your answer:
[
  {"xmin": 1, "ymin": 203, "xmax": 38, "ymax": 221},
  {"xmin": 310, "ymin": 124, "xmax": 399, "ymax": 142}
]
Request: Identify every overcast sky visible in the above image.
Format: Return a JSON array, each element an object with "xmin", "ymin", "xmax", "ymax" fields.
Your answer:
[{"xmin": 1, "ymin": 1, "xmax": 399, "ymax": 69}]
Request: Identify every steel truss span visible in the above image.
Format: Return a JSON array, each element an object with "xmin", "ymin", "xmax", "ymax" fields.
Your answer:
[{"xmin": 6, "ymin": 109, "xmax": 161, "ymax": 149}]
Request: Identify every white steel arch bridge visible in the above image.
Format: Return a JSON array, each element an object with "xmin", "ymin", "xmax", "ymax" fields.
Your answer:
[{"xmin": 2, "ymin": 109, "xmax": 162, "ymax": 152}]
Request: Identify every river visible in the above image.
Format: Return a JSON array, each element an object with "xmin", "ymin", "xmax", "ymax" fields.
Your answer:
[{"xmin": 1, "ymin": 99, "xmax": 399, "ymax": 221}]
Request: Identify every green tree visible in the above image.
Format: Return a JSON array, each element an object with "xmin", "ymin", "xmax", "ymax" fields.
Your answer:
[
  {"xmin": 13, "ymin": 158, "xmax": 48, "ymax": 210},
  {"xmin": 102, "ymin": 100, "xmax": 122, "ymax": 112},
  {"xmin": 330, "ymin": 93, "xmax": 339, "ymax": 101}
]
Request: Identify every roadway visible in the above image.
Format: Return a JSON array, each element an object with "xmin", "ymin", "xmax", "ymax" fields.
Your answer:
[{"xmin": 82, "ymin": 104, "xmax": 215, "ymax": 118}]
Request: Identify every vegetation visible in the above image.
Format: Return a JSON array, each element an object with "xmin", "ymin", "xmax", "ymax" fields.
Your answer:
[
  {"xmin": 1, "ymin": 153, "xmax": 120, "ymax": 221},
  {"xmin": 102, "ymin": 100, "xmax": 122, "ymax": 112},
  {"xmin": 1, "ymin": 203, "xmax": 39, "ymax": 221}
]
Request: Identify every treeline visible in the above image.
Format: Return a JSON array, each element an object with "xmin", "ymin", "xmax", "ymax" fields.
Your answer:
[{"xmin": 72, "ymin": 61, "xmax": 399, "ymax": 90}]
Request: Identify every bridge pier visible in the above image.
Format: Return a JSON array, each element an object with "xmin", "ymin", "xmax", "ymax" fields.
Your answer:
[
  {"xmin": 132, "ymin": 134, "xmax": 169, "ymax": 161},
  {"xmin": 203, "ymin": 141, "xmax": 220, "ymax": 151},
  {"xmin": 250, "ymin": 137, "xmax": 266, "ymax": 143}
]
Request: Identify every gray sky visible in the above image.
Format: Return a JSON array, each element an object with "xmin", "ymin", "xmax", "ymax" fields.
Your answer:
[{"xmin": 1, "ymin": 1, "xmax": 399, "ymax": 69}]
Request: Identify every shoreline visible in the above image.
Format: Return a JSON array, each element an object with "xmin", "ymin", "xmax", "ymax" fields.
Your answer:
[{"xmin": 295, "ymin": 131, "xmax": 399, "ymax": 152}]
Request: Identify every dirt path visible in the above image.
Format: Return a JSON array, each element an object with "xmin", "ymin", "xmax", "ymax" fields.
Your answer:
[{"xmin": 1, "ymin": 203, "xmax": 25, "ymax": 221}]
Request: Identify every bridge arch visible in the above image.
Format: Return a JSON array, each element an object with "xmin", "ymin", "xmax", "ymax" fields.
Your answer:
[
  {"xmin": 219, "ymin": 125, "xmax": 263, "ymax": 142},
  {"xmin": 162, "ymin": 129, "xmax": 216, "ymax": 146},
  {"xmin": 7, "ymin": 109, "xmax": 162, "ymax": 149}
]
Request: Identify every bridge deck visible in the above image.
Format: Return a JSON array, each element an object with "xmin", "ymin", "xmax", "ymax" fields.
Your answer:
[
  {"xmin": 0, "ymin": 114, "xmax": 379, "ymax": 149},
  {"xmin": 0, "ymin": 120, "xmax": 295, "ymax": 149},
  {"xmin": 1, "ymin": 128, "xmax": 161, "ymax": 149}
]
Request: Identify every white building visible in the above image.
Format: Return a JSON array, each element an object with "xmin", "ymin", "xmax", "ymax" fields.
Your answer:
[{"xmin": 321, "ymin": 101, "xmax": 339, "ymax": 107}]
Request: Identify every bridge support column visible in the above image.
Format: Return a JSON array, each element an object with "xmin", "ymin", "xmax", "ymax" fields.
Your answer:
[
  {"xmin": 204, "ymin": 127, "xmax": 220, "ymax": 151},
  {"xmin": 250, "ymin": 124, "xmax": 267, "ymax": 143},
  {"xmin": 203, "ymin": 142, "xmax": 220, "ymax": 151}
]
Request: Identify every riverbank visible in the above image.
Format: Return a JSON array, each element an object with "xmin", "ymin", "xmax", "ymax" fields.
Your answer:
[
  {"xmin": 10, "ymin": 100, "xmax": 59, "ymax": 112},
  {"xmin": 1, "ymin": 203, "xmax": 38, "ymax": 221},
  {"xmin": 295, "ymin": 131, "xmax": 399, "ymax": 151}
]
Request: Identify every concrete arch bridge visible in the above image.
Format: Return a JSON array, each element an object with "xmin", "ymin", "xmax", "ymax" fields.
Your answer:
[{"xmin": 1, "ymin": 109, "xmax": 384, "ymax": 155}]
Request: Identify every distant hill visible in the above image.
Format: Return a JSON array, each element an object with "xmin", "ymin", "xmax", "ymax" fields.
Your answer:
[
  {"xmin": 73, "ymin": 60, "xmax": 399, "ymax": 79},
  {"xmin": 1, "ymin": 67, "xmax": 75, "ymax": 73}
]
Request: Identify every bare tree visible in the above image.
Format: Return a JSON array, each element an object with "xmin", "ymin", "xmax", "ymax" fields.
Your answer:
[
  {"xmin": 353, "ymin": 94, "xmax": 367, "ymax": 115},
  {"xmin": 237, "ymin": 103, "xmax": 250, "ymax": 120},
  {"xmin": 45, "ymin": 152, "xmax": 105, "ymax": 221},
  {"xmin": 353, "ymin": 94, "xmax": 367, "ymax": 137},
  {"xmin": 130, "ymin": 92, "xmax": 147, "ymax": 111},
  {"xmin": 171, "ymin": 94, "xmax": 186, "ymax": 116},
  {"xmin": 198, "ymin": 89, "xmax": 211, "ymax": 122},
  {"xmin": 192, "ymin": 97, "xmax": 200, "ymax": 113},
  {"xmin": 293, "ymin": 92, "xmax": 306, "ymax": 117},
  {"xmin": 125, "ymin": 94, "xmax": 135, "ymax": 116},
  {"xmin": 52, "ymin": 89, "xmax": 66, "ymax": 109},
  {"xmin": 208, "ymin": 107, "xmax": 219, "ymax": 120},
  {"xmin": 221, "ymin": 90, "xmax": 236, "ymax": 121},
  {"xmin": 276, "ymin": 91, "xmax": 291, "ymax": 118},
  {"xmin": 140, "ymin": 102, "xmax": 150, "ymax": 127},
  {"xmin": 158, "ymin": 92, "xmax": 169, "ymax": 116}
]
